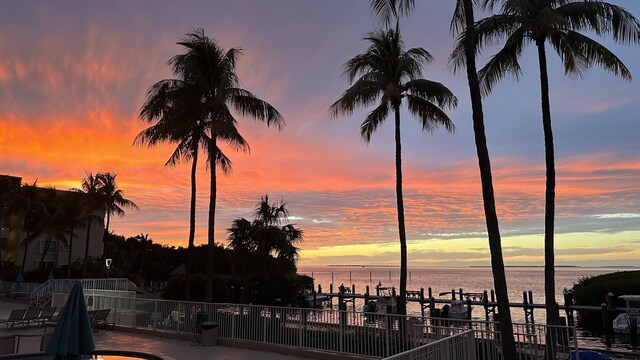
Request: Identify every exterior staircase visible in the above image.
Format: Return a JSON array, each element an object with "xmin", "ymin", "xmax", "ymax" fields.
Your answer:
[{"xmin": 30, "ymin": 278, "xmax": 130, "ymax": 307}]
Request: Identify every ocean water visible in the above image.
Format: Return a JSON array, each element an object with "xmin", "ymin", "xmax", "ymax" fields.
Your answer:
[{"xmin": 297, "ymin": 266, "xmax": 625, "ymax": 321}]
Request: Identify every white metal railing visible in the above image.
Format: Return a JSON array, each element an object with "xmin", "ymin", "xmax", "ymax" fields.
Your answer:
[
  {"xmin": 383, "ymin": 330, "xmax": 476, "ymax": 360},
  {"xmin": 82, "ymin": 294, "xmax": 579, "ymax": 359},
  {"xmin": 30, "ymin": 278, "xmax": 130, "ymax": 307},
  {"xmin": 1, "ymin": 281, "xmax": 41, "ymax": 297}
]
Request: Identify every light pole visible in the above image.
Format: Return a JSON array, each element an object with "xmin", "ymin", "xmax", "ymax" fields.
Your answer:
[{"xmin": 105, "ymin": 258, "xmax": 112, "ymax": 279}]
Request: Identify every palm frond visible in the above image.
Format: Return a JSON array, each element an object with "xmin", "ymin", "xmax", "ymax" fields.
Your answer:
[
  {"xmin": 406, "ymin": 95, "xmax": 456, "ymax": 133},
  {"xmin": 559, "ymin": 1, "xmax": 640, "ymax": 45},
  {"xmin": 329, "ymin": 79, "xmax": 384, "ymax": 118},
  {"xmin": 369, "ymin": 0, "xmax": 415, "ymax": 25},
  {"xmin": 475, "ymin": 14, "xmax": 523, "ymax": 50},
  {"xmin": 360, "ymin": 102, "xmax": 390, "ymax": 142},
  {"xmin": 551, "ymin": 29, "xmax": 632, "ymax": 80},
  {"xmin": 478, "ymin": 27, "xmax": 527, "ymax": 96},
  {"xmin": 404, "ymin": 79, "xmax": 458, "ymax": 109},
  {"xmin": 228, "ymin": 89, "xmax": 284, "ymax": 130}
]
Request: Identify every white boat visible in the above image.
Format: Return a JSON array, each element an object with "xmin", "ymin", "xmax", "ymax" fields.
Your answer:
[
  {"xmin": 305, "ymin": 292, "xmax": 328, "ymax": 308},
  {"xmin": 612, "ymin": 294, "xmax": 640, "ymax": 334},
  {"xmin": 448, "ymin": 299, "xmax": 470, "ymax": 319},
  {"xmin": 363, "ymin": 286, "xmax": 397, "ymax": 314},
  {"xmin": 438, "ymin": 291, "xmax": 473, "ymax": 320}
]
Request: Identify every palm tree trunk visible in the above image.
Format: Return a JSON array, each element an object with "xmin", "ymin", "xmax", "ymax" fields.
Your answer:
[
  {"xmin": 206, "ymin": 139, "xmax": 218, "ymax": 303},
  {"xmin": 67, "ymin": 225, "xmax": 74, "ymax": 278},
  {"xmin": 103, "ymin": 212, "xmax": 111, "ymax": 258},
  {"xmin": 185, "ymin": 146, "xmax": 199, "ymax": 301},
  {"xmin": 40, "ymin": 235, "xmax": 53, "ymax": 267},
  {"xmin": 83, "ymin": 219, "xmax": 93, "ymax": 278},
  {"xmin": 462, "ymin": 1, "xmax": 516, "ymax": 358},
  {"xmin": 21, "ymin": 230, "xmax": 30, "ymax": 272},
  {"xmin": 537, "ymin": 40, "xmax": 558, "ymax": 322},
  {"xmin": 537, "ymin": 40, "xmax": 559, "ymax": 356},
  {"xmin": 394, "ymin": 105, "xmax": 407, "ymax": 316}
]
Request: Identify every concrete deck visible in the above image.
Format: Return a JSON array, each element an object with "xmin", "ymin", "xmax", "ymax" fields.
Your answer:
[{"xmin": 0, "ymin": 301, "xmax": 307, "ymax": 359}]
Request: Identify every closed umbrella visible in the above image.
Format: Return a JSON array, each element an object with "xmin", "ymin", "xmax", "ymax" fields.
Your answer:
[
  {"xmin": 46, "ymin": 281, "xmax": 95, "ymax": 359},
  {"xmin": 15, "ymin": 271, "xmax": 24, "ymax": 292}
]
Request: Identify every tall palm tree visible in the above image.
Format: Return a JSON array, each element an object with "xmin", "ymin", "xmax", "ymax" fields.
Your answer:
[
  {"xmin": 447, "ymin": 0, "xmax": 521, "ymax": 356},
  {"xmin": 169, "ymin": 29, "xmax": 284, "ymax": 302},
  {"xmin": 475, "ymin": 0, "xmax": 640, "ymax": 330},
  {"xmin": 97, "ymin": 172, "xmax": 138, "ymax": 245},
  {"xmin": 137, "ymin": 73, "xmax": 212, "ymax": 301},
  {"xmin": 75, "ymin": 173, "xmax": 105, "ymax": 278},
  {"xmin": 330, "ymin": 26, "xmax": 457, "ymax": 315}
]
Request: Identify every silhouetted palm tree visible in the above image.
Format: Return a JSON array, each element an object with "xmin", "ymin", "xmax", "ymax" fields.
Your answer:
[
  {"xmin": 169, "ymin": 29, "xmax": 284, "ymax": 302},
  {"xmin": 97, "ymin": 172, "xmax": 138, "ymax": 244},
  {"xmin": 75, "ymin": 173, "xmax": 105, "ymax": 278},
  {"xmin": 137, "ymin": 70, "xmax": 213, "ymax": 301},
  {"xmin": 330, "ymin": 26, "xmax": 457, "ymax": 315},
  {"xmin": 447, "ymin": 0, "xmax": 520, "ymax": 356},
  {"xmin": 228, "ymin": 195, "xmax": 302, "ymax": 276},
  {"xmin": 475, "ymin": 0, "xmax": 640, "ymax": 331}
]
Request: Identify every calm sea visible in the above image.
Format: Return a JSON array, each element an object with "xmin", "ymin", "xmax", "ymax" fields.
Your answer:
[{"xmin": 297, "ymin": 266, "xmax": 628, "ymax": 321}]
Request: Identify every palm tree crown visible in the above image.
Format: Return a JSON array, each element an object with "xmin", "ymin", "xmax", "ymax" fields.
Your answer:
[
  {"xmin": 475, "ymin": 0, "xmax": 639, "ymax": 94},
  {"xmin": 330, "ymin": 27, "xmax": 456, "ymax": 139}
]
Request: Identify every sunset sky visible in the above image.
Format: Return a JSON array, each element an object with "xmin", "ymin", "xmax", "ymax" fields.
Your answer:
[{"xmin": 1, "ymin": 1, "xmax": 639, "ymax": 267}]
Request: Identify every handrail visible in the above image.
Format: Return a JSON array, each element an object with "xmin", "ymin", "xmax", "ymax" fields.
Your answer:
[{"xmin": 30, "ymin": 278, "xmax": 130, "ymax": 307}]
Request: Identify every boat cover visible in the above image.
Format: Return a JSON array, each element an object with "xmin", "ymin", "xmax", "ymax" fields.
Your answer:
[{"xmin": 569, "ymin": 350, "xmax": 613, "ymax": 360}]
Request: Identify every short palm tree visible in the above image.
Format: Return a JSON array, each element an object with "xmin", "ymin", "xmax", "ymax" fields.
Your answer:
[
  {"xmin": 228, "ymin": 195, "xmax": 303, "ymax": 276},
  {"xmin": 330, "ymin": 26, "xmax": 457, "ymax": 315},
  {"xmin": 168, "ymin": 29, "xmax": 284, "ymax": 302},
  {"xmin": 137, "ymin": 77, "xmax": 213, "ymax": 301},
  {"xmin": 475, "ymin": 0, "xmax": 640, "ymax": 330}
]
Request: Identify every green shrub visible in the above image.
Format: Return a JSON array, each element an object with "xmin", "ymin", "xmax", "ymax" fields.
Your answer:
[{"xmin": 571, "ymin": 270, "xmax": 640, "ymax": 332}]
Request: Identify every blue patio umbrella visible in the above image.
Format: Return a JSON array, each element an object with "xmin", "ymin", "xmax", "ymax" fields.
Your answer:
[{"xmin": 46, "ymin": 281, "xmax": 95, "ymax": 359}]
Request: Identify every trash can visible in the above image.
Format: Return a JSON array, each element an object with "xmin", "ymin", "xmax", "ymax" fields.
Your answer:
[{"xmin": 200, "ymin": 321, "xmax": 219, "ymax": 346}]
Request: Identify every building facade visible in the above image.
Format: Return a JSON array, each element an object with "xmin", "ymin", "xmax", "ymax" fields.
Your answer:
[{"xmin": 0, "ymin": 175, "xmax": 105, "ymax": 272}]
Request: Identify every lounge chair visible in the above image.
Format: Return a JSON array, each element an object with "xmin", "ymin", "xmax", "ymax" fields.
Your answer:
[
  {"xmin": 0, "ymin": 335, "xmax": 18, "ymax": 355},
  {"xmin": 1, "ymin": 309, "xmax": 26, "ymax": 329},
  {"xmin": 37, "ymin": 307, "xmax": 56, "ymax": 326},
  {"xmin": 92, "ymin": 308, "xmax": 114, "ymax": 331},
  {"xmin": 20, "ymin": 308, "xmax": 42, "ymax": 328}
]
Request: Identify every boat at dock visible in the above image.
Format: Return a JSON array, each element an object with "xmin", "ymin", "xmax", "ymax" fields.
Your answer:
[
  {"xmin": 363, "ymin": 286, "xmax": 397, "ymax": 314},
  {"xmin": 305, "ymin": 291, "xmax": 329, "ymax": 308},
  {"xmin": 612, "ymin": 294, "xmax": 640, "ymax": 334}
]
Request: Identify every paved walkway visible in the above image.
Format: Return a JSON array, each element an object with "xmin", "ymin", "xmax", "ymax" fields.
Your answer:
[{"xmin": 0, "ymin": 301, "xmax": 306, "ymax": 359}]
